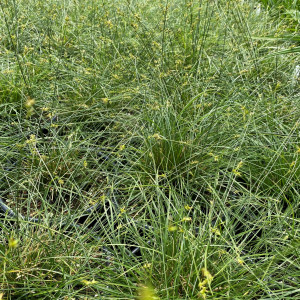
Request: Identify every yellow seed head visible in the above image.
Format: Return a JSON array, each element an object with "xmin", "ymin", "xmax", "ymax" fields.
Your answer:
[
  {"xmin": 232, "ymin": 169, "xmax": 241, "ymax": 177},
  {"xmin": 168, "ymin": 225, "xmax": 178, "ymax": 232},
  {"xmin": 184, "ymin": 205, "xmax": 192, "ymax": 211},
  {"xmin": 236, "ymin": 161, "xmax": 243, "ymax": 169},
  {"xmin": 137, "ymin": 285, "xmax": 159, "ymax": 300},
  {"xmin": 201, "ymin": 268, "xmax": 213, "ymax": 284},
  {"xmin": 199, "ymin": 287, "xmax": 207, "ymax": 299},
  {"xmin": 25, "ymin": 98, "xmax": 35, "ymax": 108},
  {"xmin": 211, "ymin": 227, "xmax": 221, "ymax": 236},
  {"xmin": 81, "ymin": 279, "xmax": 97, "ymax": 285},
  {"xmin": 26, "ymin": 134, "xmax": 36, "ymax": 144},
  {"xmin": 151, "ymin": 133, "xmax": 162, "ymax": 140},
  {"xmin": 8, "ymin": 237, "xmax": 18, "ymax": 249},
  {"xmin": 101, "ymin": 98, "xmax": 109, "ymax": 104},
  {"xmin": 58, "ymin": 179, "xmax": 64, "ymax": 185}
]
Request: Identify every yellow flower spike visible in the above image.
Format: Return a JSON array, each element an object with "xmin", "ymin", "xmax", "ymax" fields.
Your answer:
[
  {"xmin": 143, "ymin": 263, "xmax": 152, "ymax": 269},
  {"xmin": 198, "ymin": 287, "xmax": 207, "ymax": 299},
  {"xmin": 219, "ymin": 249, "xmax": 227, "ymax": 256},
  {"xmin": 232, "ymin": 161, "xmax": 243, "ymax": 176},
  {"xmin": 8, "ymin": 237, "xmax": 18, "ymax": 249},
  {"xmin": 138, "ymin": 285, "xmax": 160, "ymax": 300},
  {"xmin": 25, "ymin": 98, "xmax": 35, "ymax": 108},
  {"xmin": 47, "ymin": 112, "xmax": 55, "ymax": 119},
  {"xmin": 211, "ymin": 227, "xmax": 221, "ymax": 236},
  {"xmin": 119, "ymin": 144, "xmax": 125, "ymax": 151},
  {"xmin": 88, "ymin": 198, "xmax": 97, "ymax": 206},
  {"xmin": 236, "ymin": 161, "xmax": 243, "ymax": 169},
  {"xmin": 296, "ymin": 146, "xmax": 300, "ymax": 153},
  {"xmin": 101, "ymin": 97, "xmax": 109, "ymax": 104},
  {"xmin": 184, "ymin": 205, "xmax": 192, "ymax": 211},
  {"xmin": 208, "ymin": 152, "xmax": 218, "ymax": 161},
  {"xmin": 78, "ymin": 104, "xmax": 89, "ymax": 108},
  {"xmin": 237, "ymin": 258, "xmax": 244, "ymax": 265},
  {"xmin": 181, "ymin": 217, "xmax": 192, "ymax": 222},
  {"xmin": 105, "ymin": 20, "xmax": 113, "ymax": 29},
  {"xmin": 198, "ymin": 279, "xmax": 207, "ymax": 289},
  {"xmin": 232, "ymin": 169, "xmax": 241, "ymax": 176},
  {"xmin": 158, "ymin": 173, "xmax": 166, "ymax": 178},
  {"xmin": 168, "ymin": 225, "xmax": 177, "ymax": 232},
  {"xmin": 201, "ymin": 268, "xmax": 213, "ymax": 285},
  {"xmin": 151, "ymin": 133, "xmax": 162, "ymax": 140},
  {"xmin": 81, "ymin": 279, "xmax": 98, "ymax": 286},
  {"xmin": 83, "ymin": 160, "xmax": 88, "ymax": 168},
  {"xmin": 58, "ymin": 179, "xmax": 64, "ymax": 185},
  {"xmin": 26, "ymin": 134, "xmax": 36, "ymax": 144},
  {"xmin": 117, "ymin": 224, "xmax": 123, "ymax": 230},
  {"xmin": 131, "ymin": 22, "xmax": 138, "ymax": 29},
  {"xmin": 178, "ymin": 227, "xmax": 184, "ymax": 233}
]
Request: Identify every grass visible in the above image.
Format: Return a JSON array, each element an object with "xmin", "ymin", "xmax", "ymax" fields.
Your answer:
[{"xmin": 0, "ymin": 0, "xmax": 299, "ymax": 299}]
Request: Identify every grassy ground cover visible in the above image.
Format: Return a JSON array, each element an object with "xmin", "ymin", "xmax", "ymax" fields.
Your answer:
[{"xmin": 0, "ymin": 0, "xmax": 299, "ymax": 299}]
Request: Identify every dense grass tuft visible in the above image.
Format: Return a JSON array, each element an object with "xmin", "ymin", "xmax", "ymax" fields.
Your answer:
[{"xmin": 0, "ymin": 0, "xmax": 299, "ymax": 299}]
